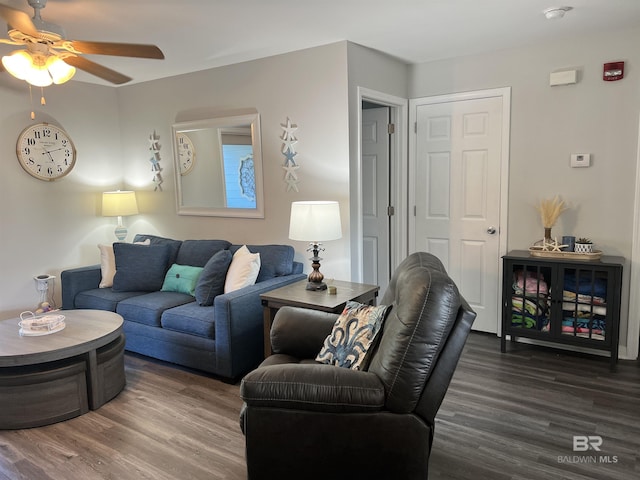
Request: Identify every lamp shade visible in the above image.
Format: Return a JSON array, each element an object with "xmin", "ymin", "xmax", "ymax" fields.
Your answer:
[
  {"xmin": 289, "ymin": 201, "xmax": 342, "ymax": 242},
  {"xmin": 102, "ymin": 191, "xmax": 139, "ymax": 217}
]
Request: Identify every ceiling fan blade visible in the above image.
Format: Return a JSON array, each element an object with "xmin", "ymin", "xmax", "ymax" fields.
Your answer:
[
  {"xmin": 63, "ymin": 56, "xmax": 132, "ymax": 85},
  {"xmin": 70, "ymin": 41, "xmax": 164, "ymax": 59},
  {"xmin": 0, "ymin": 4, "xmax": 39, "ymax": 37}
]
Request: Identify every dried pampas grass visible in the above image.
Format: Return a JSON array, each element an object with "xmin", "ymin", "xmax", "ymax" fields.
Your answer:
[{"xmin": 536, "ymin": 195, "xmax": 567, "ymax": 228}]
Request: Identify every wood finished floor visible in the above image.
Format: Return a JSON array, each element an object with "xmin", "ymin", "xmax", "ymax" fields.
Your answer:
[{"xmin": 0, "ymin": 333, "xmax": 638, "ymax": 480}]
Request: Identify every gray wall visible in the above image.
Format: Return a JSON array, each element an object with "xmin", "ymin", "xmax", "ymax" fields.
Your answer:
[
  {"xmin": 0, "ymin": 42, "xmax": 352, "ymax": 317},
  {"xmin": 409, "ymin": 26, "xmax": 640, "ymax": 353}
]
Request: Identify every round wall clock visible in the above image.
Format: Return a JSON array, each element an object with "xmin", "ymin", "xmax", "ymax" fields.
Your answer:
[
  {"xmin": 176, "ymin": 132, "xmax": 196, "ymax": 175},
  {"xmin": 16, "ymin": 123, "xmax": 77, "ymax": 181}
]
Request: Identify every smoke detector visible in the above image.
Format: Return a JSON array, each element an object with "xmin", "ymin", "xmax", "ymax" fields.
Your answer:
[{"xmin": 543, "ymin": 6, "xmax": 573, "ymax": 19}]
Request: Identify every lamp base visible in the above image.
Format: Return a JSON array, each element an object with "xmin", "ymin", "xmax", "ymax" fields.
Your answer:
[
  {"xmin": 114, "ymin": 225, "xmax": 128, "ymax": 241},
  {"xmin": 306, "ymin": 281, "xmax": 327, "ymax": 291}
]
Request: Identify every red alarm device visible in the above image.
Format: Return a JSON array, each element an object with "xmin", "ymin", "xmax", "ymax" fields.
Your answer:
[{"xmin": 603, "ymin": 62, "xmax": 624, "ymax": 81}]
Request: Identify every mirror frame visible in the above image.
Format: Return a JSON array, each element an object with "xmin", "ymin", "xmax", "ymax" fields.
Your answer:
[{"xmin": 171, "ymin": 113, "xmax": 264, "ymax": 218}]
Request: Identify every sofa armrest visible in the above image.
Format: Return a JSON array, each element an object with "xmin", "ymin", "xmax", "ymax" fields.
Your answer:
[
  {"xmin": 270, "ymin": 306, "xmax": 337, "ymax": 358},
  {"xmin": 213, "ymin": 273, "xmax": 306, "ymax": 378},
  {"xmin": 61, "ymin": 264, "xmax": 102, "ymax": 310},
  {"xmin": 240, "ymin": 363, "xmax": 385, "ymax": 413}
]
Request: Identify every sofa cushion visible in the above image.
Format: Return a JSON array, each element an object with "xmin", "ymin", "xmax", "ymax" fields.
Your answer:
[
  {"xmin": 161, "ymin": 302, "xmax": 216, "ymax": 339},
  {"xmin": 175, "ymin": 239, "xmax": 232, "ymax": 267},
  {"xmin": 98, "ymin": 239, "xmax": 150, "ymax": 288},
  {"xmin": 195, "ymin": 250, "xmax": 233, "ymax": 306},
  {"xmin": 316, "ymin": 301, "xmax": 389, "ymax": 371},
  {"xmin": 112, "ymin": 243, "xmax": 171, "ymax": 292},
  {"xmin": 161, "ymin": 264, "xmax": 204, "ymax": 296},
  {"xmin": 133, "ymin": 234, "xmax": 183, "ymax": 265},
  {"xmin": 230, "ymin": 244, "xmax": 294, "ymax": 282},
  {"xmin": 74, "ymin": 288, "xmax": 147, "ymax": 311},
  {"xmin": 225, "ymin": 245, "xmax": 261, "ymax": 293},
  {"xmin": 116, "ymin": 291, "xmax": 195, "ymax": 327}
]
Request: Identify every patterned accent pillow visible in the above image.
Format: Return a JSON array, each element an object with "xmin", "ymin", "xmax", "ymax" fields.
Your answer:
[{"xmin": 316, "ymin": 301, "xmax": 390, "ymax": 370}]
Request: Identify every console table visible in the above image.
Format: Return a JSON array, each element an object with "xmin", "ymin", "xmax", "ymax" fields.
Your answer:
[
  {"xmin": 260, "ymin": 279, "xmax": 379, "ymax": 357},
  {"xmin": 0, "ymin": 309, "xmax": 125, "ymax": 429}
]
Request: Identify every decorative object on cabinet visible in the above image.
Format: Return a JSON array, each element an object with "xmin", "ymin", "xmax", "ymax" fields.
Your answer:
[
  {"xmin": 16, "ymin": 122, "xmax": 76, "ymax": 181},
  {"xmin": 501, "ymin": 250, "xmax": 623, "ymax": 371},
  {"xmin": 148, "ymin": 130, "xmax": 163, "ymax": 191},
  {"xmin": 102, "ymin": 190, "xmax": 139, "ymax": 241},
  {"xmin": 575, "ymin": 238, "xmax": 593, "ymax": 253},
  {"xmin": 289, "ymin": 201, "xmax": 342, "ymax": 291},
  {"xmin": 535, "ymin": 195, "xmax": 567, "ymax": 242},
  {"xmin": 281, "ymin": 117, "xmax": 300, "ymax": 192}
]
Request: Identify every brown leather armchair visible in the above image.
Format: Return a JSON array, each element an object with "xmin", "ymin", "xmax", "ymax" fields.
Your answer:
[{"xmin": 239, "ymin": 252, "xmax": 476, "ymax": 479}]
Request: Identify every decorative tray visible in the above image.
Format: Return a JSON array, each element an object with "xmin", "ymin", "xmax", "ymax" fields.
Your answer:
[
  {"xmin": 18, "ymin": 312, "xmax": 66, "ymax": 336},
  {"xmin": 528, "ymin": 247, "xmax": 602, "ymax": 260}
]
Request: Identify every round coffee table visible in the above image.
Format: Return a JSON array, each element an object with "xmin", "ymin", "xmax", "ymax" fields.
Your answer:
[{"xmin": 0, "ymin": 309, "xmax": 125, "ymax": 429}]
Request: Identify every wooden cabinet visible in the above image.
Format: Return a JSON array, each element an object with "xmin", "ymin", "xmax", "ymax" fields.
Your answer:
[{"xmin": 501, "ymin": 250, "xmax": 623, "ymax": 370}]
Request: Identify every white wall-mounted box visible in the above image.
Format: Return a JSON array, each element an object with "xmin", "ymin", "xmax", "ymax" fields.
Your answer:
[{"xmin": 550, "ymin": 70, "xmax": 577, "ymax": 86}]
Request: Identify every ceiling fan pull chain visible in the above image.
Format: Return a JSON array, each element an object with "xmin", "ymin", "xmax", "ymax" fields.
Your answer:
[
  {"xmin": 40, "ymin": 86, "xmax": 46, "ymax": 105},
  {"xmin": 29, "ymin": 84, "xmax": 35, "ymax": 119}
]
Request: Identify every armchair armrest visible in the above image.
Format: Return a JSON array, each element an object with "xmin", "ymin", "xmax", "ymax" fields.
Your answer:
[
  {"xmin": 270, "ymin": 306, "xmax": 338, "ymax": 358},
  {"xmin": 240, "ymin": 363, "xmax": 385, "ymax": 413}
]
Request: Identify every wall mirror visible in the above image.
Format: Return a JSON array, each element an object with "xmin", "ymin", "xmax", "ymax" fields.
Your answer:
[{"xmin": 172, "ymin": 112, "xmax": 264, "ymax": 218}]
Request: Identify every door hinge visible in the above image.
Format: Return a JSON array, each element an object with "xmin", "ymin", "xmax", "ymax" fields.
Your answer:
[
  {"xmin": 387, "ymin": 123, "xmax": 395, "ymax": 134},
  {"xmin": 414, "ymin": 122, "xmax": 417, "ymax": 134},
  {"xmin": 413, "ymin": 205, "xmax": 417, "ymax": 216},
  {"xmin": 387, "ymin": 205, "xmax": 395, "ymax": 216}
]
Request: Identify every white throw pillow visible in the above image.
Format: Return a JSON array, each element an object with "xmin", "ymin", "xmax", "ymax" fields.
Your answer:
[
  {"xmin": 224, "ymin": 245, "xmax": 261, "ymax": 293},
  {"xmin": 98, "ymin": 239, "xmax": 150, "ymax": 288}
]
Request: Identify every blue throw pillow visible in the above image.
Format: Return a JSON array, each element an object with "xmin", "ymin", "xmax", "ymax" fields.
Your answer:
[
  {"xmin": 161, "ymin": 263, "xmax": 204, "ymax": 296},
  {"xmin": 195, "ymin": 250, "xmax": 233, "ymax": 306},
  {"xmin": 112, "ymin": 243, "xmax": 171, "ymax": 292}
]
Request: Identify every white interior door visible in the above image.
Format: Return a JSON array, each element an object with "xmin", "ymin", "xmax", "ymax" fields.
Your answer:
[
  {"xmin": 410, "ymin": 90, "xmax": 510, "ymax": 333},
  {"xmin": 362, "ymin": 106, "xmax": 391, "ymax": 294}
]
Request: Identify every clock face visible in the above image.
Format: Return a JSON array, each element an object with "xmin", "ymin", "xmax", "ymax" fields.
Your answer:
[
  {"xmin": 176, "ymin": 132, "xmax": 196, "ymax": 175},
  {"xmin": 16, "ymin": 123, "xmax": 76, "ymax": 181}
]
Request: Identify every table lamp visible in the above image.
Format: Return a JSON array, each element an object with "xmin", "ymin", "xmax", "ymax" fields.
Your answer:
[
  {"xmin": 102, "ymin": 190, "xmax": 139, "ymax": 241},
  {"xmin": 289, "ymin": 201, "xmax": 342, "ymax": 291}
]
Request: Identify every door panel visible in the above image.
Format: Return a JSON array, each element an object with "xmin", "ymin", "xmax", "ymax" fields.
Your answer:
[
  {"xmin": 362, "ymin": 106, "xmax": 390, "ymax": 293},
  {"xmin": 412, "ymin": 95, "xmax": 504, "ymax": 333}
]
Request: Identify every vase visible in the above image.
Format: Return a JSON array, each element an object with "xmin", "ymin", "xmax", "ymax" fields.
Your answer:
[{"xmin": 544, "ymin": 227, "xmax": 552, "ymax": 242}]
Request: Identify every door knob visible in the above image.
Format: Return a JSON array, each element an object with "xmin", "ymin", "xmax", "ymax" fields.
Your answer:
[{"xmin": 487, "ymin": 226, "xmax": 497, "ymax": 235}]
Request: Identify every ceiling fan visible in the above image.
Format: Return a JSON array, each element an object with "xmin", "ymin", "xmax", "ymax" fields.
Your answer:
[{"xmin": 0, "ymin": 0, "xmax": 164, "ymax": 86}]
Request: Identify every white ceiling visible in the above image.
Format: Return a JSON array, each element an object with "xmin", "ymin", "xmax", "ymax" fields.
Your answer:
[{"xmin": 2, "ymin": 0, "xmax": 640, "ymax": 86}]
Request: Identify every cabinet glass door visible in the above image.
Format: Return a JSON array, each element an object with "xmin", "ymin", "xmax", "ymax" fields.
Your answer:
[
  {"xmin": 509, "ymin": 264, "xmax": 553, "ymax": 334},
  {"xmin": 560, "ymin": 268, "xmax": 607, "ymax": 342}
]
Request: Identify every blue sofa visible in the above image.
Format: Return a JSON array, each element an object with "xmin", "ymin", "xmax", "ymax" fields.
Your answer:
[{"xmin": 61, "ymin": 234, "xmax": 305, "ymax": 380}]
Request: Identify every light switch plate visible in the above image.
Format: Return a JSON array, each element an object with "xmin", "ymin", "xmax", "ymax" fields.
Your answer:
[{"xmin": 571, "ymin": 153, "xmax": 591, "ymax": 168}]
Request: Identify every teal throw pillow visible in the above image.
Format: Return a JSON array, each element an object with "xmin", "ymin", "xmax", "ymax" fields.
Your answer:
[
  {"xmin": 195, "ymin": 250, "xmax": 233, "ymax": 306},
  {"xmin": 316, "ymin": 301, "xmax": 390, "ymax": 371},
  {"xmin": 112, "ymin": 243, "xmax": 171, "ymax": 292},
  {"xmin": 161, "ymin": 263, "xmax": 204, "ymax": 296}
]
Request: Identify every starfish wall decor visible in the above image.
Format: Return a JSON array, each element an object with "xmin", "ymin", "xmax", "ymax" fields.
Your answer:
[{"xmin": 280, "ymin": 117, "xmax": 299, "ymax": 192}]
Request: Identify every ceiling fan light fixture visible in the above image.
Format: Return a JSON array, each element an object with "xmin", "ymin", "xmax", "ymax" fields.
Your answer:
[
  {"xmin": 1, "ymin": 49, "xmax": 75, "ymax": 86},
  {"xmin": 1, "ymin": 50, "xmax": 32, "ymax": 80},
  {"xmin": 46, "ymin": 55, "xmax": 75, "ymax": 84}
]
